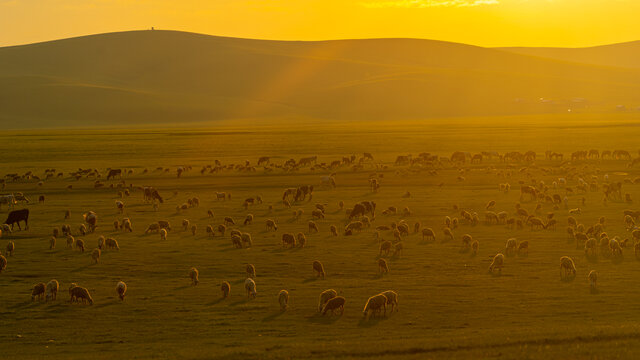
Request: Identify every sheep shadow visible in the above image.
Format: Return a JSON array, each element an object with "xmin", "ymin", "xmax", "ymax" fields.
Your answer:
[
  {"xmin": 306, "ymin": 313, "xmax": 341, "ymax": 324},
  {"xmin": 229, "ymin": 299, "xmax": 250, "ymax": 306},
  {"xmin": 262, "ymin": 311, "xmax": 285, "ymax": 322},
  {"xmin": 302, "ymin": 277, "xmax": 321, "ymax": 284},
  {"xmin": 173, "ymin": 285, "xmax": 191, "ymax": 291},
  {"xmin": 357, "ymin": 316, "xmax": 387, "ymax": 328},
  {"xmin": 590, "ymin": 288, "xmax": 600, "ymax": 295},
  {"xmin": 71, "ymin": 264, "xmax": 92, "ymax": 273},
  {"xmin": 206, "ymin": 297, "xmax": 226, "ymax": 306},
  {"xmin": 370, "ymin": 273, "xmax": 384, "ymax": 280},
  {"xmin": 7, "ymin": 300, "xmax": 36, "ymax": 310},
  {"xmin": 560, "ymin": 275, "xmax": 576, "ymax": 283}
]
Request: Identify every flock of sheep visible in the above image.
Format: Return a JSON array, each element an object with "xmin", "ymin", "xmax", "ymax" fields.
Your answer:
[{"xmin": 3, "ymin": 148, "xmax": 640, "ymax": 319}]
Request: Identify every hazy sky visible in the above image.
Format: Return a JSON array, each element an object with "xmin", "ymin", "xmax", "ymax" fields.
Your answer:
[{"xmin": 0, "ymin": 0, "xmax": 638, "ymax": 47}]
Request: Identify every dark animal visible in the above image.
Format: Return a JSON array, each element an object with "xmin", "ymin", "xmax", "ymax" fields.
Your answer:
[
  {"xmin": 106, "ymin": 169, "xmax": 122, "ymax": 180},
  {"xmin": 4, "ymin": 209, "xmax": 29, "ymax": 230}
]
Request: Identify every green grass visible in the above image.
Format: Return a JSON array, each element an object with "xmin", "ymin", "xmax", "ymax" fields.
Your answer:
[{"xmin": 3, "ymin": 116, "xmax": 640, "ymax": 359}]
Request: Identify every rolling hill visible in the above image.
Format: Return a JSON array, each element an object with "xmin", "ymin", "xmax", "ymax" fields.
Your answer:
[{"xmin": 1, "ymin": 30, "xmax": 639, "ymax": 128}]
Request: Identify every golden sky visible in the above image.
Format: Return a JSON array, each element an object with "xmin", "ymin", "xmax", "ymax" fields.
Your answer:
[{"xmin": 0, "ymin": 0, "xmax": 638, "ymax": 47}]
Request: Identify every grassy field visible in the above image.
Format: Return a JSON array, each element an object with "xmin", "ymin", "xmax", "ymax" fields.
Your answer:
[{"xmin": 3, "ymin": 115, "xmax": 640, "ymax": 359}]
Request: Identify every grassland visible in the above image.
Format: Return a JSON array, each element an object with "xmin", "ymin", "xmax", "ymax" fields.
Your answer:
[{"xmin": 3, "ymin": 115, "xmax": 640, "ymax": 359}]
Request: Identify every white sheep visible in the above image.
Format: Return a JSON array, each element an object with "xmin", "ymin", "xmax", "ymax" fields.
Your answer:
[
  {"xmin": 116, "ymin": 281, "xmax": 127, "ymax": 300},
  {"xmin": 45, "ymin": 279, "xmax": 59, "ymax": 301},
  {"xmin": 318, "ymin": 289, "xmax": 337, "ymax": 312},
  {"xmin": 245, "ymin": 278, "xmax": 257, "ymax": 299},
  {"xmin": 488, "ymin": 253, "xmax": 504, "ymax": 274},
  {"xmin": 189, "ymin": 267, "xmax": 199, "ymax": 286},
  {"xmin": 278, "ymin": 289, "xmax": 289, "ymax": 311},
  {"xmin": 363, "ymin": 293, "xmax": 388, "ymax": 319}
]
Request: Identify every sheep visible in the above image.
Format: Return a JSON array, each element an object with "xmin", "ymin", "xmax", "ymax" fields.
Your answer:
[
  {"xmin": 308, "ymin": 221, "xmax": 319, "ymax": 233},
  {"xmin": 461, "ymin": 234, "xmax": 472, "ymax": 253},
  {"xmin": 207, "ymin": 210, "xmax": 214, "ymax": 218},
  {"xmin": 115, "ymin": 281, "xmax": 127, "ymax": 301},
  {"xmin": 82, "ymin": 211, "xmax": 98, "ymax": 233},
  {"xmin": 488, "ymin": 253, "xmax": 505, "ymax": 274},
  {"xmin": 378, "ymin": 258, "xmax": 389, "ymax": 274},
  {"xmin": 69, "ymin": 285, "xmax": 93, "ymax": 305},
  {"xmin": 182, "ymin": 219, "xmax": 190, "ymax": 231},
  {"xmin": 278, "ymin": 290, "xmax": 289, "ymax": 311},
  {"xmin": 380, "ymin": 290, "xmax": 398, "ymax": 313},
  {"xmin": 75, "ymin": 238, "xmax": 85, "ymax": 252},
  {"xmin": 49, "ymin": 236, "xmax": 56, "ymax": 250},
  {"xmin": 121, "ymin": 218, "xmax": 133, "ymax": 232},
  {"xmin": 265, "ymin": 219, "xmax": 277, "ymax": 231},
  {"xmin": 0, "ymin": 254, "xmax": 6, "ymax": 273},
  {"xmin": 422, "ymin": 228, "xmax": 435, "ymax": 241},
  {"xmin": 318, "ymin": 289, "xmax": 337, "ymax": 312},
  {"xmin": 517, "ymin": 240, "xmax": 529, "ymax": 256},
  {"xmin": 379, "ymin": 240, "xmax": 392, "ymax": 256},
  {"xmin": 66, "ymin": 235, "xmax": 74, "ymax": 248},
  {"xmin": 282, "ymin": 233, "xmax": 296, "ymax": 248},
  {"xmin": 363, "ymin": 293, "xmax": 388, "ymax": 319},
  {"xmin": 322, "ymin": 296, "xmax": 345, "ymax": 316},
  {"xmin": 393, "ymin": 242, "xmax": 403, "ymax": 257},
  {"xmin": 345, "ymin": 221, "xmax": 364, "ymax": 233},
  {"xmin": 245, "ymin": 278, "xmax": 257, "ymax": 299},
  {"xmin": 443, "ymin": 227, "xmax": 454, "ymax": 242},
  {"xmin": 241, "ymin": 233, "xmax": 253, "ymax": 248},
  {"xmin": 145, "ymin": 223, "xmax": 160, "ymax": 234},
  {"xmin": 160, "ymin": 228, "xmax": 168, "ymax": 241},
  {"xmin": 224, "ymin": 217, "xmax": 235, "ymax": 226},
  {"xmin": 338, "ymin": 201, "xmax": 345, "ymax": 210},
  {"xmin": 560, "ymin": 256, "xmax": 577, "ymax": 281},
  {"xmin": 158, "ymin": 220, "xmax": 171, "ymax": 231},
  {"xmin": 113, "ymin": 220, "xmax": 120, "ymax": 231},
  {"xmin": 64, "ymin": 210, "xmax": 71, "ymax": 219},
  {"xmin": 217, "ymin": 224, "xmax": 227, "ymax": 236},
  {"xmin": 91, "ymin": 248, "xmax": 101, "ymax": 263},
  {"xmin": 486, "ymin": 200, "xmax": 496, "ymax": 210},
  {"xmin": 246, "ymin": 264, "xmax": 256, "ymax": 278},
  {"xmin": 189, "ymin": 267, "xmax": 199, "ymax": 286},
  {"xmin": 221, "ymin": 281, "xmax": 230, "ymax": 298},
  {"xmin": 330, "ymin": 225, "xmax": 338, "ymax": 236},
  {"xmin": 45, "ymin": 279, "xmax": 59, "ymax": 301},
  {"xmin": 78, "ymin": 224, "xmax": 87, "ymax": 236},
  {"xmin": 588, "ymin": 270, "xmax": 598, "ymax": 293},
  {"xmin": 115, "ymin": 200, "xmax": 125, "ymax": 214},
  {"xmin": 105, "ymin": 237, "xmax": 119, "ymax": 250},
  {"xmin": 231, "ymin": 234, "xmax": 243, "ymax": 248},
  {"xmin": 5, "ymin": 241, "xmax": 14, "ymax": 256},
  {"xmin": 206, "ymin": 225, "xmax": 214, "ymax": 237},
  {"xmin": 297, "ymin": 232, "xmax": 307, "ymax": 248},
  {"xmin": 569, "ymin": 208, "xmax": 581, "ymax": 215},
  {"xmin": 313, "ymin": 260, "xmax": 325, "ymax": 279},
  {"xmin": 32, "ymin": 282, "xmax": 46, "ymax": 301},
  {"xmin": 413, "ymin": 222, "xmax": 421, "ymax": 234},
  {"xmin": 191, "ymin": 224, "xmax": 197, "ymax": 236},
  {"xmin": 243, "ymin": 214, "xmax": 254, "ymax": 225},
  {"xmin": 312, "ymin": 209, "xmax": 325, "ymax": 219},
  {"xmin": 505, "ymin": 238, "xmax": 517, "ymax": 257},
  {"xmin": 471, "ymin": 240, "xmax": 479, "ymax": 256}
]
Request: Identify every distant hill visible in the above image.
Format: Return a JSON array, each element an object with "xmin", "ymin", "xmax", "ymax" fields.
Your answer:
[
  {"xmin": 498, "ymin": 41, "xmax": 640, "ymax": 70},
  {"xmin": 1, "ymin": 30, "xmax": 639, "ymax": 128}
]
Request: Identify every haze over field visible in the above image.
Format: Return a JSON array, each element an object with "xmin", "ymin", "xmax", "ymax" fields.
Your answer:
[{"xmin": 0, "ymin": 30, "xmax": 640, "ymax": 128}]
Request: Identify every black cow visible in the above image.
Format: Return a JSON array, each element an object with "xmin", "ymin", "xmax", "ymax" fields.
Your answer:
[
  {"xmin": 5, "ymin": 209, "xmax": 29, "ymax": 230},
  {"xmin": 107, "ymin": 169, "xmax": 122, "ymax": 180}
]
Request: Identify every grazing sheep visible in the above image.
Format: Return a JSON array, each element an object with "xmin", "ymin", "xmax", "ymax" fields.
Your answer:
[
  {"xmin": 66, "ymin": 235, "xmax": 74, "ymax": 249},
  {"xmin": 160, "ymin": 228, "xmax": 167, "ymax": 241},
  {"xmin": 278, "ymin": 290, "xmax": 289, "ymax": 311},
  {"xmin": 413, "ymin": 222, "xmax": 421, "ymax": 234},
  {"xmin": 224, "ymin": 217, "xmax": 235, "ymax": 226},
  {"xmin": 560, "ymin": 256, "xmax": 577, "ymax": 281},
  {"xmin": 470, "ymin": 240, "xmax": 479, "ymax": 256},
  {"xmin": 322, "ymin": 296, "xmax": 345, "ymax": 316},
  {"xmin": 121, "ymin": 218, "xmax": 133, "ymax": 232},
  {"xmin": 588, "ymin": 270, "xmax": 598, "ymax": 293},
  {"xmin": 378, "ymin": 258, "xmax": 389, "ymax": 274},
  {"xmin": 569, "ymin": 208, "xmax": 581, "ymax": 215},
  {"xmin": 113, "ymin": 220, "xmax": 120, "ymax": 230},
  {"xmin": 49, "ymin": 236, "xmax": 56, "ymax": 250},
  {"xmin": 45, "ymin": 279, "xmax": 59, "ymax": 301},
  {"xmin": 78, "ymin": 224, "xmax": 87, "ymax": 236},
  {"xmin": 313, "ymin": 260, "xmax": 325, "ymax": 279},
  {"xmin": 282, "ymin": 233, "xmax": 296, "ymax": 248},
  {"xmin": 308, "ymin": 221, "xmax": 319, "ymax": 233},
  {"xmin": 116, "ymin": 281, "xmax": 127, "ymax": 301},
  {"xmin": 32, "ymin": 282, "xmax": 46, "ymax": 301},
  {"xmin": 231, "ymin": 234, "xmax": 243, "ymax": 248},
  {"xmin": 64, "ymin": 210, "xmax": 71, "ymax": 219},
  {"xmin": 243, "ymin": 214, "xmax": 254, "ymax": 225},
  {"xmin": 221, "ymin": 281, "xmax": 230, "ymax": 298},
  {"xmin": 241, "ymin": 233, "xmax": 253, "ymax": 248},
  {"xmin": 245, "ymin": 278, "xmax": 257, "ymax": 299},
  {"xmin": 330, "ymin": 225, "xmax": 338, "ymax": 236},
  {"xmin": 216, "ymin": 224, "xmax": 227, "ymax": 236},
  {"xmin": 443, "ymin": 227, "xmax": 454, "ymax": 242},
  {"xmin": 461, "ymin": 234, "xmax": 472, "ymax": 252},
  {"xmin": 6, "ymin": 241, "xmax": 14, "ymax": 256},
  {"xmin": 489, "ymin": 253, "xmax": 505, "ymax": 274},
  {"xmin": 75, "ymin": 238, "xmax": 85, "ymax": 252},
  {"xmin": 145, "ymin": 223, "xmax": 160, "ymax": 234},
  {"xmin": 380, "ymin": 290, "xmax": 399, "ymax": 313},
  {"xmin": 207, "ymin": 210, "xmax": 214, "ymax": 218},
  {"xmin": 115, "ymin": 201, "xmax": 125, "ymax": 214},
  {"xmin": 297, "ymin": 232, "xmax": 307, "ymax": 248},
  {"xmin": 422, "ymin": 228, "xmax": 435, "ymax": 241},
  {"xmin": 91, "ymin": 248, "xmax": 101, "ymax": 263},
  {"xmin": 246, "ymin": 264, "xmax": 256, "ymax": 278},
  {"xmin": 191, "ymin": 224, "xmax": 197, "ymax": 236},
  {"xmin": 69, "ymin": 285, "xmax": 93, "ymax": 305},
  {"xmin": 105, "ymin": 238, "xmax": 119, "ymax": 250},
  {"xmin": 266, "ymin": 219, "xmax": 278, "ymax": 231},
  {"xmin": 189, "ymin": 267, "xmax": 199, "ymax": 286},
  {"xmin": 0, "ymin": 254, "xmax": 6, "ymax": 273},
  {"xmin": 363, "ymin": 293, "xmax": 388, "ymax": 319},
  {"xmin": 318, "ymin": 289, "xmax": 337, "ymax": 312},
  {"xmin": 182, "ymin": 219, "xmax": 190, "ymax": 231},
  {"xmin": 82, "ymin": 211, "xmax": 98, "ymax": 233},
  {"xmin": 312, "ymin": 209, "xmax": 325, "ymax": 219},
  {"xmin": 517, "ymin": 240, "xmax": 529, "ymax": 256},
  {"xmin": 393, "ymin": 242, "xmax": 403, "ymax": 257},
  {"xmin": 158, "ymin": 220, "xmax": 171, "ymax": 231},
  {"xmin": 505, "ymin": 238, "xmax": 517, "ymax": 257},
  {"xmin": 379, "ymin": 240, "xmax": 392, "ymax": 256}
]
